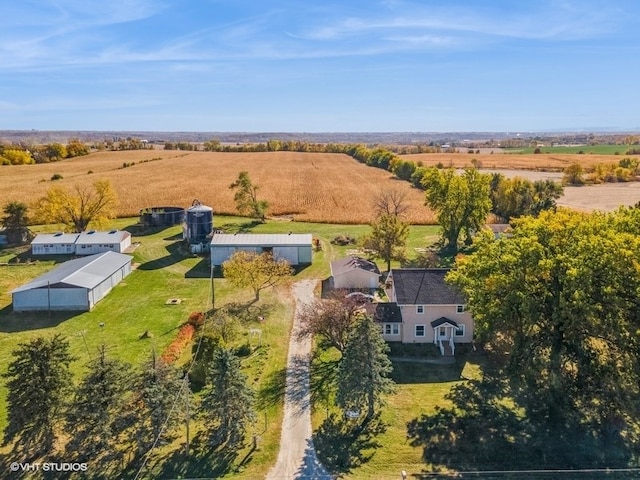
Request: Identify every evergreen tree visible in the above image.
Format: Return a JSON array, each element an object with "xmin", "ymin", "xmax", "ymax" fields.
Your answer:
[
  {"xmin": 65, "ymin": 346, "xmax": 134, "ymax": 460},
  {"xmin": 132, "ymin": 352, "xmax": 186, "ymax": 456},
  {"xmin": 201, "ymin": 348, "xmax": 255, "ymax": 446},
  {"xmin": 3, "ymin": 334, "xmax": 74, "ymax": 452},
  {"xmin": 337, "ymin": 315, "xmax": 395, "ymax": 421}
]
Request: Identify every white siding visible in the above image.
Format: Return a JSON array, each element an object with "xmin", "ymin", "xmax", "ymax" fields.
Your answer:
[
  {"xmin": 273, "ymin": 246, "xmax": 299, "ymax": 265},
  {"xmin": 13, "ymin": 288, "xmax": 88, "ymax": 312},
  {"xmin": 334, "ymin": 269, "xmax": 379, "ymax": 289}
]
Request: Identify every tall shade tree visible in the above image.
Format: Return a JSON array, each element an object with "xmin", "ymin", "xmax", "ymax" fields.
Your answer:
[
  {"xmin": 2, "ymin": 201, "xmax": 31, "ymax": 244},
  {"xmin": 372, "ymin": 188, "xmax": 410, "ymax": 218},
  {"xmin": 3, "ymin": 335, "xmax": 74, "ymax": 453},
  {"xmin": 229, "ymin": 171, "xmax": 269, "ymax": 222},
  {"xmin": 33, "ymin": 179, "xmax": 118, "ymax": 232},
  {"xmin": 492, "ymin": 177, "xmax": 563, "ymax": 220},
  {"xmin": 201, "ymin": 348, "xmax": 255, "ymax": 446},
  {"xmin": 337, "ymin": 314, "xmax": 395, "ymax": 421},
  {"xmin": 222, "ymin": 250, "xmax": 292, "ymax": 302},
  {"xmin": 297, "ymin": 293, "xmax": 369, "ymax": 354},
  {"xmin": 422, "ymin": 168, "xmax": 492, "ymax": 251},
  {"xmin": 361, "ymin": 213, "xmax": 409, "ymax": 272},
  {"xmin": 448, "ymin": 209, "xmax": 640, "ymax": 431},
  {"xmin": 131, "ymin": 353, "xmax": 187, "ymax": 456},
  {"xmin": 65, "ymin": 347, "xmax": 134, "ymax": 460}
]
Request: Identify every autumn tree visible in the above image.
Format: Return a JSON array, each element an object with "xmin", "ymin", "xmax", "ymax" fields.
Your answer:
[
  {"xmin": 297, "ymin": 293, "xmax": 370, "ymax": 354},
  {"xmin": 200, "ymin": 348, "xmax": 255, "ymax": 446},
  {"xmin": 66, "ymin": 138, "xmax": 90, "ymax": 157},
  {"xmin": 3, "ymin": 335, "xmax": 74, "ymax": 453},
  {"xmin": 229, "ymin": 171, "xmax": 268, "ymax": 222},
  {"xmin": 563, "ymin": 163, "xmax": 585, "ymax": 185},
  {"xmin": 492, "ymin": 177, "xmax": 564, "ymax": 220},
  {"xmin": 33, "ymin": 179, "xmax": 118, "ymax": 232},
  {"xmin": 422, "ymin": 167, "xmax": 492, "ymax": 251},
  {"xmin": 448, "ymin": 209, "xmax": 640, "ymax": 431},
  {"xmin": 361, "ymin": 214, "xmax": 409, "ymax": 272},
  {"xmin": 1, "ymin": 148, "xmax": 34, "ymax": 165},
  {"xmin": 337, "ymin": 315, "xmax": 394, "ymax": 421},
  {"xmin": 222, "ymin": 250, "xmax": 292, "ymax": 302}
]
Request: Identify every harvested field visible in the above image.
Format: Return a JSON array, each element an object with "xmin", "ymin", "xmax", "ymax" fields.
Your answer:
[
  {"xmin": 0, "ymin": 150, "xmax": 434, "ymax": 225},
  {"xmin": 402, "ymin": 152, "xmax": 629, "ymax": 171}
]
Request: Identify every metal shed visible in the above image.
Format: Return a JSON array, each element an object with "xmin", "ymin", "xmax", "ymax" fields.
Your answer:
[
  {"xmin": 11, "ymin": 251, "xmax": 132, "ymax": 312},
  {"xmin": 210, "ymin": 233, "xmax": 313, "ymax": 266}
]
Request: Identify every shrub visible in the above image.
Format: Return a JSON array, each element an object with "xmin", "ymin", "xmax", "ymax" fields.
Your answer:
[
  {"xmin": 161, "ymin": 323, "xmax": 196, "ymax": 363},
  {"xmin": 51, "ymin": 173, "xmax": 63, "ymax": 181},
  {"xmin": 187, "ymin": 311, "xmax": 205, "ymax": 328},
  {"xmin": 331, "ymin": 235, "xmax": 356, "ymax": 246}
]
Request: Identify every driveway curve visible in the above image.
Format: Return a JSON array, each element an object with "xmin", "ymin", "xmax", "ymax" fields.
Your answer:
[{"xmin": 266, "ymin": 279, "xmax": 333, "ymax": 480}]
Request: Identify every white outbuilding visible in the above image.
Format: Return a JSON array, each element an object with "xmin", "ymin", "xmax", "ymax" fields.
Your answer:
[
  {"xmin": 210, "ymin": 233, "xmax": 313, "ymax": 266},
  {"xmin": 11, "ymin": 251, "xmax": 133, "ymax": 312},
  {"xmin": 75, "ymin": 230, "xmax": 132, "ymax": 255},
  {"xmin": 330, "ymin": 256, "xmax": 381, "ymax": 290},
  {"xmin": 31, "ymin": 233, "xmax": 80, "ymax": 255}
]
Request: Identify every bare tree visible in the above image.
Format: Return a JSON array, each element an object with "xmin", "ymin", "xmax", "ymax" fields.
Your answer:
[
  {"xmin": 297, "ymin": 292, "xmax": 371, "ymax": 354},
  {"xmin": 372, "ymin": 188, "xmax": 409, "ymax": 218}
]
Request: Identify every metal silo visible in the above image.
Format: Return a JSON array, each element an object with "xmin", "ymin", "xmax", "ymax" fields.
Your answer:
[{"xmin": 184, "ymin": 200, "xmax": 213, "ymax": 244}]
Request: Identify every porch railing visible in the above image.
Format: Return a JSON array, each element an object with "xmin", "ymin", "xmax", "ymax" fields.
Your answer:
[
  {"xmin": 449, "ymin": 337, "xmax": 455, "ymax": 356},
  {"xmin": 437, "ymin": 339, "xmax": 444, "ymax": 356}
]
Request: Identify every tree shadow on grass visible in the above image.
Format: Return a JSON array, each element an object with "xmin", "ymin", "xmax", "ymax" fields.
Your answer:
[
  {"xmin": 406, "ymin": 371, "xmax": 637, "ymax": 476},
  {"xmin": 0, "ymin": 307, "xmax": 78, "ymax": 332},
  {"xmin": 310, "ymin": 356, "xmax": 339, "ymax": 414},
  {"xmin": 256, "ymin": 367, "xmax": 287, "ymax": 410},
  {"xmin": 218, "ymin": 220, "xmax": 262, "ymax": 233},
  {"xmin": 314, "ymin": 413, "xmax": 386, "ymax": 476},
  {"xmin": 137, "ymin": 241, "xmax": 189, "ymax": 270},
  {"xmin": 145, "ymin": 433, "xmax": 244, "ymax": 480}
]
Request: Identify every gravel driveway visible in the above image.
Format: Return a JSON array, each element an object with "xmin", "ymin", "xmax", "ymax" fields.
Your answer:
[{"xmin": 265, "ymin": 279, "xmax": 333, "ymax": 480}]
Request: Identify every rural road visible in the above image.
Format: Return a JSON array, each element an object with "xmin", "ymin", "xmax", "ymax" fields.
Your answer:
[{"xmin": 265, "ymin": 279, "xmax": 333, "ymax": 480}]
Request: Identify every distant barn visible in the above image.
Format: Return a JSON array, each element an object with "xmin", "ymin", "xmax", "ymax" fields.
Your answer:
[
  {"xmin": 210, "ymin": 233, "xmax": 313, "ymax": 266},
  {"xmin": 30, "ymin": 230, "xmax": 132, "ymax": 256},
  {"xmin": 11, "ymin": 251, "xmax": 133, "ymax": 312}
]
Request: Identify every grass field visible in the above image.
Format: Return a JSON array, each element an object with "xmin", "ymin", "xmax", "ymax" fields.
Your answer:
[
  {"xmin": 507, "ymin": 144, "xmax": 635, "ymax": 155},
  {"xmin": 0, "ymin": 215, "xmax": 439, "ymax": 479},
  {"xmin": 0, "ymin": 150, "xmax": 435, "ymax": 225}
]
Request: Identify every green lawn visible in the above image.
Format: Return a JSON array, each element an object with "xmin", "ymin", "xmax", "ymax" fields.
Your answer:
[
  {"xmin": 506, "ymin": 144, "xmax": 635, "ymax": 155},
  {"xmin": 0, "ymin": 214, "xmax": 438, "ymax": 478}
]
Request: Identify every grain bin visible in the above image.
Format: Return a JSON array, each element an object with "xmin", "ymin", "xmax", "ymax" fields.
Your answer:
[
  {"xmin": 183, "ymin": 200, "xmax": 213, "ymax": 244},
  {"xmin": 140, "ymin": 206, "xmax": 185, "ymax": 227}
]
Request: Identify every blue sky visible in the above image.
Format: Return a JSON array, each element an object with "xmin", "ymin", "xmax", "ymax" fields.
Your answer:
[{"xmin": 1, "ymin": 0, "xmax": 639, "ymax": 132}]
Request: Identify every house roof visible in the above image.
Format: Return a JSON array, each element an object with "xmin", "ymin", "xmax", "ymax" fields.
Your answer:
[
  {"xmin": 210, "ymin": 233, "xmax": 312, "ymax": 246},
  {"xmin": 430, "ymin": 316, "xmax": 459, "ymax": 328},
  {"xmin": 389, "ymin": 268, "xmax": 465, "ymax": 305},
  {"xmin": 76, "ymin": 230, "xmax": 131, "ymax": 245},
  {"xmin": 12, "ymin": 251, "xmax": 132, "ymax": 293},
  {"xmin": 330, "ymin": 256, "xmax": 380, "ymax": 276},
  {"xmin": 374, "ymin": 302, "xmax": 403, "ymax": 323},
  {"xmin": 31, "ymin": 232, "xmax": 80, "ymax": 245}
]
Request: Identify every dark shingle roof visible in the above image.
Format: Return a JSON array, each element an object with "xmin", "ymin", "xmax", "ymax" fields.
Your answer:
[
  {"xmin": 373, "ymin": 302, "xmax": 402, "ymax": 323},
  {"xmin": 390, "ymin": 269, "xmax": 464, "ymax": 305},
  {"xmin": 430, "ymin": 316, "xmax": 459, "ymax": 328},
  {"xmin": 330, "ymin": 256, "xmax": 380, "ymax": 276}
]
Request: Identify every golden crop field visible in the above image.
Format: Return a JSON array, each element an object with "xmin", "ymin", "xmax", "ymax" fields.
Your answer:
[
  {"xmin": 0, "ymin": 150, "xmax": 435, "ymax": 225},
  {"xmin": 401, "ymin": 152, "xmax": 618, "ymax": 170}
]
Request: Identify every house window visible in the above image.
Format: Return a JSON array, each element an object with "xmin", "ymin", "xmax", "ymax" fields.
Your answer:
[
  {"xmin": 456, "ymin": 305, "xmax": 465, "ymax": 313},
  {"xmin": 439, "ymin": 327, "xmax": 446, "ymax": 337},
  {"xmin": 384, "ymin": 323, "xmax": 400, "ymax": 335},
  {"xmin": 416, "ymin": 305, "xmax": 424, "ymax": 314},
  {"xmin": 415, "ymin": 325, "xmax": 425, "ymax": 337},
  {"xmin": 455, "ymin": 324, "xmax": 465, "ymax": 337}
]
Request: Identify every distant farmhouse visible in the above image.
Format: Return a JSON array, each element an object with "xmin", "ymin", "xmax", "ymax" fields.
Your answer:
[
  {"xmin": 31, "ymin": 230, "xmax": 132, "ymax": 256},
  {"xmin": 382, "ymin": 269, "xmax": 473, "ymax": 356},
  {"xmin": 210, "ymin": 233, "xmax": 313, "ymax": 266},
  {"xmin": 330, "ymin": 256, "xmax": 380, "ymax": 290},
  {"xmin": 11, "ymin": 251, "xmax": 132, "ymax": 312}
]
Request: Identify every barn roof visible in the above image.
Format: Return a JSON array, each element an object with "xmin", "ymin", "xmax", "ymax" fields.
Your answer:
[
  {"xmin": 12, "ymin": 251, "xmax": 132, "ymax": 293},
  {"xmin": 210, "ymin": 233, "xmax": 312, "ymax": 246},
  {"xmin": 31, "ymin": 232, "xmax": 80, "ymax": 245},
  {"xmin": 388, "ymin": 269, "xmax": 465, "ymax": 305},
  {"xmin": 330, "ymin": 256, "xmax": 380, "ymax": 276},
  {"xmin": 76, "ymin": 230, "xmax": 131, "ymax": 244}
]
